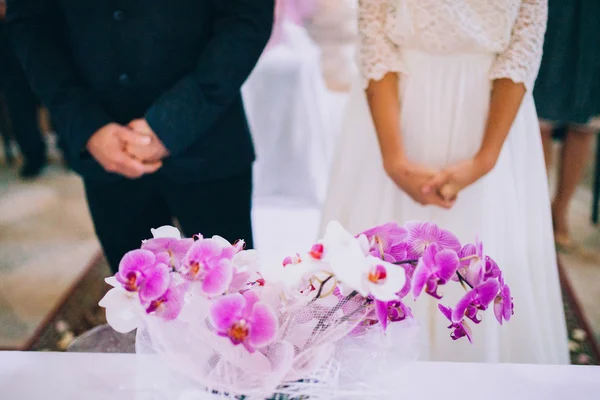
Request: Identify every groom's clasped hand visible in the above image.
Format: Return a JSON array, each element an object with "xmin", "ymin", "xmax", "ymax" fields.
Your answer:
[{"xmin": 86, "ymin": 120, "xmax": 169, "ymax": 179}]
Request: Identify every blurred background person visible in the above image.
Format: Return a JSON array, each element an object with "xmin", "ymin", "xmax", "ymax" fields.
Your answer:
[
  {"xmin": 0, "ymin": 0, "xmax": 47, "ymax": 178},
  {"xmin": 243, "ymin": 0, "xmax": 348, "ymax": 206},
  {"xmin": 534, "ymin": 0, "xmax": 600, "ymax": 252},
  {"xmin": 304, "ymin": 0, "xmax": 358, "ymax": 93}
]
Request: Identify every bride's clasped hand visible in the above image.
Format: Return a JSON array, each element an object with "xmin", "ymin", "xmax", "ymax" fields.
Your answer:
[
  {"xmin": 383, "ymin": 156, "xmax": 455, "ymax": 209},
  {"xmin": 384, "ymin": 153, "xmax": 495, "ymax": 209},
  {"xmin": 422, "ymin": 153, "xmax": 497, "ymax": 203}
]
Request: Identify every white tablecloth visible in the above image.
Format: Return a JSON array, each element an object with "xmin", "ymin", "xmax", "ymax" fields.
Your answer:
[{"xmin": 1, "ymin": 351, "xmax": 598, "ymax": 400}]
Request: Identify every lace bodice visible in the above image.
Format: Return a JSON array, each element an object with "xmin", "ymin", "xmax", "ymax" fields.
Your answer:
[{"xmin": 359, "ymin": 0, "xmax": 547, "ymax": 90}]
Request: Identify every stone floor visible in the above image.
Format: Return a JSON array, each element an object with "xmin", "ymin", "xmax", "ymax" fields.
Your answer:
[
  {"xmin": 550, "ymin": 168, "xmax": 600, "ymax": 344},
  {"xmin": 0, "ymin": 157, "xmax": 99, "ymax": 349}
]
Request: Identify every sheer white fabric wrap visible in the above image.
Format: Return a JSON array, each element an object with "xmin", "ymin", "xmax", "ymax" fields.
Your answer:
[{"xmin": 135, "ymin": 286, "xmax": 419, "ymax": 399}]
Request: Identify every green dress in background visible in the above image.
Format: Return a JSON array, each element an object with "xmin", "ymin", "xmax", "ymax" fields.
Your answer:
[{"xmin": 534, "ymin": 0, "xmax": 600, "ymax": 125}]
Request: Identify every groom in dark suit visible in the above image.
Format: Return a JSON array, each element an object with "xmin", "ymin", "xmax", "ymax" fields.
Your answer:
[{"xmin": 6, "ymin": 0, "xmax": 274, "ymax": 272}]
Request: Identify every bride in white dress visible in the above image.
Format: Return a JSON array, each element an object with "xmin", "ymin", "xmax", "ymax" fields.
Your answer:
[{"xmin": 321, "ymin": 0, "xmax": 570, "ymax": 364}]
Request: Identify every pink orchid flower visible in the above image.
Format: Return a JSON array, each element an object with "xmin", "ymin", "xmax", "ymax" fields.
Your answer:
[
  {"xmin": 209, "ymin": 290, "xmax": 278, "ymax": 352},
  {"xmin": 411, "ymin": 243, "xmax": 460, "ymax": 300},
  {"xmin": 374, "ymin": 299, "xmax": 413, "ymax": 332},
  {"xmin": 145, "ymin": 277, "xmax": 189, "ymax": 321},
  {"xmin": 99, "ymin": 276, "xmax": 144, "ymax": 333},
  {"xmin": 494, "ymin": 277, "xmax": 514, "ymax": 325},
  {"xmin": 181, "ymin": 238, "xmax": 234, "ymax": 296},
  {"xmin": 141, "ymin": 225, "xmax": 194, "ymax": 270},
  {"xmin": 115, "ymin": 249, "xmax": 171, "ymax": 304},
  {"xmin": 452, "ymin": 278, "xmax": 500, "ymax": 324},
  {"xmin": 359, "ymin": 222, "xmax": 409, "ymax": 262},
  {"xmin": 404, "ymin": 221, "xmax": 461, "ymax": 258},
  {"xmin": 229, "ymin": 249, "xmax": 261, "ymax": 293},
  {"xmin": 438, "ymin": 304, "xmax": 473, "ymax": 343}
]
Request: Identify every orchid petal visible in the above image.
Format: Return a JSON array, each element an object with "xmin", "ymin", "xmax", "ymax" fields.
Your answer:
[
  {"xmin": 278, "ymin": 260, "xmax": 319, "ymax": 288},
  {"xmin": 141, "ymin": 238, "xmax": 172, "ymax": 254},
  {"xmin": 105, "ymin": 276, "xmax": 119, "ymax": 288},
  {"xmin": 356, "ymin": 234, "xmax": 371, "ymax": 255},
  {"xmin": 209, "ymin": 293, "xmax": 245, "ymax": 331},
  {"xmin": 502, "ymin": 285, "xmax": 513, "ymax": 322},
  {"xmin": 367, "ymin": 258, "xmax": 405, "ymax": 302},
  {"xmin": 329, "ymin": 242, "xmax": 370, "ymax": 296},
  {"xmin": 119, "ymin": 249, "xmax": 156, "ymax": 274},
  {"xmin": 212, "ymin": 235, "xmax": 239, "ymax": 259},
  {"xmin": 459, "ymin": 243, "xmax": 476, "ymax": 260},
  {"xmin": 154, "ymin": 251, "xmax": 172, "ymax": 266},
  {"xmin": 465, "ymin": 259, "xmax": 484, "ymax": 287},
  {"xmin": 99, "ymin": 288, "xmax": 142, "ymax": 333},
  {"xmin": 477, "ymin": 279, "xmax": 501, "ymax": 308},
  {"xmin": 462, "ymin": 320, "xmax": 473, "ymax": 343},
  {"xmin": 201, "ymin": 259, "xmax": 233, "ymax": 296},
  {"xmin": 375, "ymin": 300, "xmax": 389, "ymax": 331},
  {"xmin": 229, "ymin": 270, "xmax": 252, "ymax": 293},
  {"xmin": 405, "ymin": 221, "xmax": 461, "ymax": 256},
  {"xmin": 422, "ymin": 242, "xmax": 438, "ymax": 269},
  {"xmin": 452, "ymin": 290, "xmax": 477, "ymax": 323},
  {"xmin": 139, "ymin": 264, "xmax": 171, "ymax": 304},
  {"xmin": 242, "ymin": 290, "xmax": 261, "ymax": 316},
  {"xmin": 151, "ymin": 225, "xmax": 181, "ymax": 239},
  {"xmin": 247, "ymin": 303, "xmax": 278, "ymax": 349},
  {"xmin": 171, "ymin": 239, "xmax": 194, "ymax": 257},
  {"xmin": 186, "ymin": 239, "xmax": 224, "ymax": 263},
  {"xmin": 411, "ymin": 259, "xmax": 429, "ymax": 299},
  {"xmin": 494, "ymin": 297, "xmax": 504, "ymax": 325},
  {"xmin": 154, "ymin": 283, "xmax": 188, "ymax": 321},
  {"xmin": 438, "ymin": 304, "xmax": 452, "ymax": 320},
  {"xmin": 435, "ymin": 249, "xmax": 460, "ymax": 282},
  {"xmin": 396, "ymin": 264, "xmax": 412, "ymax": 299}
]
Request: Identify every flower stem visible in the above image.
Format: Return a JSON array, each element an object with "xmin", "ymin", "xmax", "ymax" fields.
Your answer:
[
  {"xmin": 304, "ymin": 291, "xmax": 359, "ymax": 350},
  {"xmin": 456, "ymin": 271, "xmax": 474, "ymax": 289},
  {"xmin": 393, "ymin": 259, "xmax": 419, "ymax": 265},
  {"xmin": 313, "ymin": 275, "xmax": 333, "ymax": 299},
  {"xmin": 338, "ymin": 299, "xmax": 372, "ymax": 323}
]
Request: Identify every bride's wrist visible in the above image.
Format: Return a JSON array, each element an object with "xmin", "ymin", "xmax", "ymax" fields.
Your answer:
[
  {"xmin": 382, "ymin": 151, "xmax": 408, "ymax": 174},
  {"xmin": 474, "ymin": 150, "xmax": 498, "ymax": 176}
]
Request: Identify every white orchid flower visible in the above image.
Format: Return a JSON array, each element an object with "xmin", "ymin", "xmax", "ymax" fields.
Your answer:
[
  {"xmin": 150, "ymin": 225, "xmax": 182, "ymax": 239},
  {"xmin": 99, "ymin": 277, "xmax": 145, "ymax": 333}
]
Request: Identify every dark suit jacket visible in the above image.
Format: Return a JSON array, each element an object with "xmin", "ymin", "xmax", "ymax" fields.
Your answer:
[{"xmin": 6, "ymin": 0, "xmax": 274, "ymax": 182}]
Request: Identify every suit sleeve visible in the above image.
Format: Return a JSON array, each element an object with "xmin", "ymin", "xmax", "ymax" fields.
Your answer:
[
  {"xmin": 6, "ymin": 0, "xmax": 112, "ymax": 157},
  {"xmin": 145, "ymin": 0, "xmax": 275, "ymax": 156}
]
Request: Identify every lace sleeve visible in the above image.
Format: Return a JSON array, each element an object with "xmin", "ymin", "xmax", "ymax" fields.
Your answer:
[
  {"xmin": 489, "ymin": 0, "xmax": 548, "ymax": 91},
  {"xmin": 358, "ymin": 0, "xmax": 402, "ymax": 88}
]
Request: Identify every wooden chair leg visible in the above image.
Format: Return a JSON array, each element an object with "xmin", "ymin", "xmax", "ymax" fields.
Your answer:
[{"xmin": 592, "ymin": 135, "xmax": 600, "ymax": 224}]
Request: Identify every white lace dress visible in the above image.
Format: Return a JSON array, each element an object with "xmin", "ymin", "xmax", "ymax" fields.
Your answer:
[{"xmin": 321, "ymin": 0, "xmax": 570, "ymax": 364}]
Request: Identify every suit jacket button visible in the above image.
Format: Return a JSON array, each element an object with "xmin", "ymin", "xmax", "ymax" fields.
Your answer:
[
  {"xmin": 113, "ymin": 10, "xmax": 125, "ymax": 21},
  {"xmin": 119, "ymin": 73, "xmax": 131, "ymax": 85}
]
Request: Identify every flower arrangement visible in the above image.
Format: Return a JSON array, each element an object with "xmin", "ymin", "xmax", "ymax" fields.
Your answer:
[{"xmin": 100, "ymin": 221, "xmax": 513, "ymax": 398}]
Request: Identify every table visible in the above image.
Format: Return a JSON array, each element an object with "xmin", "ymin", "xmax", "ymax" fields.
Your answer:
[{"xmin": 1, "ymin": 351, "xmax": 599, "ymax": 400}]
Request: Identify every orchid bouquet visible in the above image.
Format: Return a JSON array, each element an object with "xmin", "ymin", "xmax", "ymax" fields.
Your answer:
[{"xmin": 100, "ymin": 221, "xmax": 513, "ymax": 399}]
